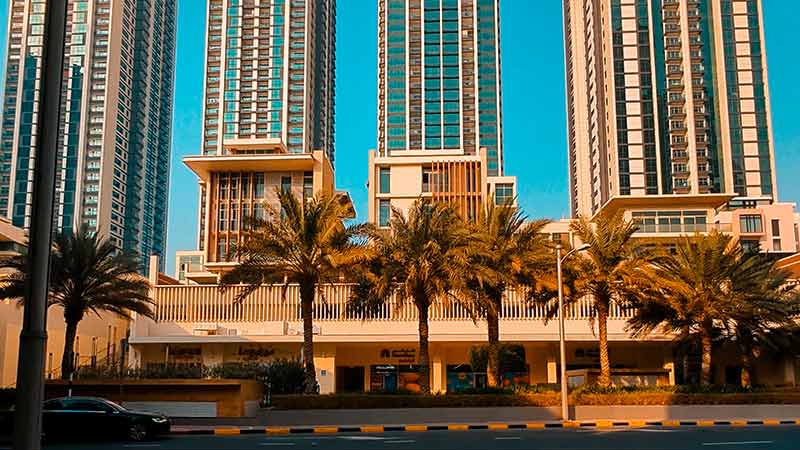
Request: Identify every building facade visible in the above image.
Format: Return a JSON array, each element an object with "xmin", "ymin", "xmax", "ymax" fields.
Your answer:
[
  {"xmin": 0, "ymin": 217, "xmax": 129, "ymax": 386},
  {"xmin": 191, "ymin": 0, "xmax": 339, "ymax": 266},
  {"xmin": 0, "ymin": 0, "xmax": 177, "ymax": 270},
  {"xmin": 368, "ymin": 0, "xmax": 516, "ymax": 225},
  {"xmin": 562, "ymin": 0, "xmax": 798, "ymax": 256}
]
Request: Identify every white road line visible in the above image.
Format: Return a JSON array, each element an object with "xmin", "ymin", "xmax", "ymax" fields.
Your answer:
[
  {"xmin": 338, "ymin": 436, "xmax": 387, "ymax": 440},
  {"xmin": 702, "ymin": 441, "xmax": 774, "ymax": 446},
  {"xmin": 495, "ymin": 436, "xmax": 522, "ymax": 440},
  {"xmin": 384, "ymin": 440, "xmax": 416, "ymax": 444}
]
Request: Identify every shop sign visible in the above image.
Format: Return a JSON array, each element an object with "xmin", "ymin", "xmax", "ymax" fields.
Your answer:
[{"xmin": 380, "ymin": 348, "xmax": 416, "ymax": 363}]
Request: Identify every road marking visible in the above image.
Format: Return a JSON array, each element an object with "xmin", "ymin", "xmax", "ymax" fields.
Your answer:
[
  {"xmin": 702, "ymin": 441, "xmax": 774, "ymax": 446},
  {"xmin": 259, "ymin": 443, "xmax": 296, "ymax": 447},
  {"xmin": 495, "ymin": 436, "xmax": 522, "ymax": 440},
  {"xmin": 338, "ymin": 436, "xmax": 387, "ymax": 441},
  {"xmin": 385, "ymin": 440, "xmax": 416, "ymax": 444}
]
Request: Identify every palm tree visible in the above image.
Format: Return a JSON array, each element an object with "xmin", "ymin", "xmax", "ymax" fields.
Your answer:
[
  {"xmin": 220, "ymin": 190, "xmax": 370, "ymax": 394},
  {"xmin": 350, "ymin": 199, "xmax": 470, "ymax": 393},
  {"xmin": 466, "ymin": 199, "xmax": 551, "ymax": 387},
  {"xmin": 0, "ymin": 227, "xmax": 153, "ymax": 380},
  {"xmin": 627, "ymin": 232, "xmax": 777, "ymax": 386},
  {"xmin": 566, "ymin": 211, "xmax": 652, "ymax": 387}
]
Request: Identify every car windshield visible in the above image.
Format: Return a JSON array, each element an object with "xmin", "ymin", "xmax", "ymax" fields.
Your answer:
[{"xmin": 102, "ymin": 399, "xmax": 126, "ymax": 412}]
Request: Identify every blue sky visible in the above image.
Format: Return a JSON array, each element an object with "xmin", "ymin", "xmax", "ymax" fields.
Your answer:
[{"xmin": 0, "ymin": 1, "xmax": 798, "ymax": 275}]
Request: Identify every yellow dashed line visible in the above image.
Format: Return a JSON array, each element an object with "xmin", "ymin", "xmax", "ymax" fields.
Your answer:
[
  {"xmin": 405, "ymin": 425, "xmax": 428, "ymax": 432},
  {"xmin": 360, "ymin": 426, "xmax": 384, "ymax": 433},
  {"xmin": 266, "ymin": 427, "xmax": 290, "ymax": 435},
  {"xmin": 213, "ymin": 428, "xmax": 241, "ymax": 436},
  {"xmin": 447, "ymin": 424, "xmax": 469, "ymax": 431},
  {"xmin": 595, "ymin": 420, "xmax": 614, "ymax": 428},
  {"xmin": 563, "ymin": 421, "xmax": 581, "ymax": 429},
  {"xmin": 314, "ymin": 427, "xmax": 339, "ymax": 434},
  {"xmin": 488, "ymin": 423, "xmax": 509, "ymax": 430},
  {"xmin": 730, "ymin": 420, "xmax": 748, "ymax": 427},
  {"xmin": 526, "ymin": 423, "xmax": 546, "ymax": 429},
  {"xmin": 662, "ymin": 420, "xmax": 681, "ymax": 427},
  {"xmin": 763, "ymin": 419, "xmax": 780, "ymax": 426},
  {"xmin": 696, "ymin": 420, "xmax": 715, "ymax": 427},
  {"xmin": 628, "ymin": 420, "xmax": 647, "ymax": 428}
]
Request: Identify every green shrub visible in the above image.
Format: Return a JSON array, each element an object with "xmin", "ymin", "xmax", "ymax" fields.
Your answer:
[
  {"xmin": 262, "ymin": 359, "xmax": 305, "ymax": 395},
  {"xmin": 204, "ymin": 362, "xmax": 267, "ymax": 380},
  {"xmin": 468, "ymin": 343, "xmax": 527, "ymax": 375}
]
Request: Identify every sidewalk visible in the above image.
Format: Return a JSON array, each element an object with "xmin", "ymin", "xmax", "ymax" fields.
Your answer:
[{"xmin": 171, "ymin": 405, "xmax": 800, "ymax": 434}]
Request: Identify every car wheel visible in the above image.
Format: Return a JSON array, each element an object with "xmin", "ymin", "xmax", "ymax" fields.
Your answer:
[{"xmin": 127, "ymin": 423, "xmax": 149, "ymax": 442}]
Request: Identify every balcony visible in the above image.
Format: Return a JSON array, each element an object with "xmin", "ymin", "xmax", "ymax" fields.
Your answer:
[{"xmin": 130, "ymin": 284, "xmax": 644, "ymax": 344}]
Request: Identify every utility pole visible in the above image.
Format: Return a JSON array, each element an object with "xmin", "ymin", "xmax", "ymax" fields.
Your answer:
[{"xmin": 13, "ymin": 1, "xmax": 68, "ymax": 449}]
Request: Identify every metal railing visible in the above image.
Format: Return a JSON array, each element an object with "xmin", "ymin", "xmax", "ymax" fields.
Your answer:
[{"xmin": 150, "ymin": 284, "xmax": 634, "ymax": 324}]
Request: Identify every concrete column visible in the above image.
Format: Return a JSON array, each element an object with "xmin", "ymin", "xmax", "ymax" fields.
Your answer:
[
  {"xmin": 783, "ymin": 357, "xmax": 797, "ymax": 387},
  {"xmin": 364, "ymin": 365, "xmax": 372, "ymax": 393},
  {"xmin": 663, "ymin": 361, "xmax": 676, "ymax": 386},
  {"xmin": 431, "ymin": 345, "xmax": 445, "ymax": 393},
  {"xmin": 127, "ymin": 345, "xmax": 142, "ymax": 369},
  {"xmin": 314, "ymin": 344, "xmax": 336, "ymax": 394},
  {"xmin": 546, "ymin": 346, "xmax": 558, "ymax": 384}
]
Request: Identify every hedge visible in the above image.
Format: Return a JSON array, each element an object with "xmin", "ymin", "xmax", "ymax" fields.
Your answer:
[{"xmin": 271, "ymin": 388, "xmax": 800, "ymax": 410}]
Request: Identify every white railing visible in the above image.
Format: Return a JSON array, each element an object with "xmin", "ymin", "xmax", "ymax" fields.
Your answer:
[{"xmin": 151, "ymin": 284, "xmax": 634, "ymax": 323}]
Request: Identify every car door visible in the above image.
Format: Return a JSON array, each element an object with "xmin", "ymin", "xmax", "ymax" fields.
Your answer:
[
  {"xmin": 60, "ymin": 399, "xmax": 115, "ymax": 440},
  {"xmin": 41, "ymin": 399, "xmax": 68, "ymax": 440}
]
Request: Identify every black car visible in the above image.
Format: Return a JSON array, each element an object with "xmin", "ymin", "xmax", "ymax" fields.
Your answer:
[{"xmin": 38, "ymin": 397, "xmax": 170, "ymax": 442}]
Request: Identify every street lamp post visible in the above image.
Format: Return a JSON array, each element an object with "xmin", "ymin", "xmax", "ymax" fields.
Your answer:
[
  {"xmin": 556, "ymin": 243, "xmax": 590, "ymax": 422},
  {"xmin": 12, "ymin": 1, "xmax": 68, "ymax": 449}
]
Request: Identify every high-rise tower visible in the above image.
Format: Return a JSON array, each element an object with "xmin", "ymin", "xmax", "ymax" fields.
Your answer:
[
  {"xmin": 563, "ymin": 0, "xmax": 777, "ymax": 218},
  {"xmin": 0, "ymin": 0, "xmax": 177, "ymax": 270},
  {"xmin": 184, "ymin": 0, "xmax": 344, "ymax": 274},
  {"xmin": 369, "ymin": 0, "xmax": 516, "ymax": 225}
]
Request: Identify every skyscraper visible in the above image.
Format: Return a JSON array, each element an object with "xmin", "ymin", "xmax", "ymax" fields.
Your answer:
[
  {"xmin": 183, "ymin": 0, "xmax": 344, "ymax": 273},
  {"xmin": 369, "ymin": 0, "xmax": 516, "ymax": 225},
  {"xmin": 0, "ymin": 0, "xmax": 177, "ymax": 269},
  {"xmin": 563, "ymin": 0, "xmax": 777, "ymax": 218}
]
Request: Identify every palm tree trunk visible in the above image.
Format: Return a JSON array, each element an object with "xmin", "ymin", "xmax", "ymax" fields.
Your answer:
[
  {"xmin": 61, "ymin": 319, "xmax": 79, "ymax": 380},
  {"xmin": 597, "ymin": 301, "xmax": 611, "ymax": 387},
  {"xmin": 486, "ymin": 308, "xmax": 501, "ymax": 388},
  {"xmin": 700, "ymin": 324, "xmax": 713, "ymax": 386},
  {"xmin": 417, "ymin": 303, "xmax": 430, "ymax": 394},
  {"xmin": 300, "ymin": 284, "xmax": 317, "ymax": 394}
]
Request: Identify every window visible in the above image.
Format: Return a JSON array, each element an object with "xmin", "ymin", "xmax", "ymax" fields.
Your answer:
[
  {"xmin": 494, "ymin": 183, "xmax": 514, "ymax": 205},
  {"xmin": 254, "ymin": 173, "xmax": 265, "ymax": 198},
  {"xmin": 773, "ymin": 239, "xmax": 782, "ymax": 252},
  {"xmin": 379, "ymin": 167, "xmax": 390, "ymax": 194},
  {"xmin": 740, "ymin": 215, "xmax": 763, "ymax": 234},
  {"xmin": 771, "ymin": 219, "xmax": 780, "ymax": 237},
  {"xmin": 379, "ymin": 200, "xmax": 391, "ymax": 228},
  {"xmin": 281, "ymin": 176, "xmax": 292, "ymax": 194},
  {"xmin": 303, "ymin": 172, "xmax": 313, "ymax": 200},
  {"xmin": 218, "ymin": 239, "xmax": 227, "ymax": 261},
  {"xmin": 422, "ymin": 167, "xmax": 432, "ymax": 193},
  {"xmin": 741, "ymin": 239, "xmax": 760, "ymax": 254}
]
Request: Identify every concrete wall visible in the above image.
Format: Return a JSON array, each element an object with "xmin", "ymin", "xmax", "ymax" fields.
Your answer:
[{"xmin": 0, "ymin": 300, "xmax": 129, "ymax": 386}]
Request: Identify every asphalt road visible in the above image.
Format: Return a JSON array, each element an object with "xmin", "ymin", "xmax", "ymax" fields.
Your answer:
[{"xmin": 17, "ymin": 426, "xmax": 800, "ymax": 450}]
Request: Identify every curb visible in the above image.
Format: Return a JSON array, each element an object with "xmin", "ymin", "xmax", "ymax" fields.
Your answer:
[{"xmin": 171, "ymin": 419, "xmax": 800, "ymax": 436}]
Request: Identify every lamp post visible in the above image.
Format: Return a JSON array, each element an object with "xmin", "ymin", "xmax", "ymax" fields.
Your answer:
[{"xmin": 556, "ymin": 243, "xmax": 590, "ymax": 421}]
